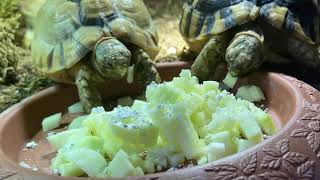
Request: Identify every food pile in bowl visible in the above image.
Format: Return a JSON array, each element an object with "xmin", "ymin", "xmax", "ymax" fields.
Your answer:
[{"xmin": 41, "ymin": 70, "xmax": 277, "ymax": 178}]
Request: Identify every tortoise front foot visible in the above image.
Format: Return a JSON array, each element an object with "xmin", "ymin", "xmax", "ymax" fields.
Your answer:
[
  {"xmin": 76, "ymin": 65, "xmax": 103, "ymax": 113},
  {"xmin": 225, "ymin": 31, "xmax": 264, "ymax": 76},
  {"xmin": 133, "ymin": 49, "xmax": 161, "ymax": 87},
  {"xmin": 191, "ymin": 36, "xmax": 226, "ymax": 81}
]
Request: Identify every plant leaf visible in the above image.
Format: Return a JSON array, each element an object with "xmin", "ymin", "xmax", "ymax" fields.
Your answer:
[
  {"xmin": 283, "ymin": 152, "xmax": 308, "ymax": 164},
  {"xmin": 276, "ymin": 139, "xmax": 289, "ymax": 155},
  {"xmin": 297, "ymin": 161, "xmax": 315, "ymax": 179},
  {"xmin": 240, "ymin": 153, "xmax": 257, "ymax": 176},
  {"xmin": 261, "ymin": 155, "xmax": 282, "ymax": 169},
  {"xmin": 263, "ymin": 149, "xmax": 282, "ymax": 157},
  {"xmin": 301, "ymin": 112, "xmax": 319, "ymax": 120},
  {"xmin": 258, "ymin": 171, "xmax": 289, "ymax": 180},
  {"xmin": 290, "ymin": 127, "xmax": 310, "ymax": 137},
  {"xmin": 307, "ymin": 132, "xmax": 320, "ymax": 153}
]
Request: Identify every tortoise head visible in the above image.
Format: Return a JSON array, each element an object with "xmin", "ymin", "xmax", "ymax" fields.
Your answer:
[{"xmin": 93, "ymin": 38, "xmax": 131, "ymax": 79}]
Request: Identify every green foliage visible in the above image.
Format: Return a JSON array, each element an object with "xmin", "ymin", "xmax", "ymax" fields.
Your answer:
[{"xmin": 0, "ymin": 0, "xmax": 22, "ymax": 84}]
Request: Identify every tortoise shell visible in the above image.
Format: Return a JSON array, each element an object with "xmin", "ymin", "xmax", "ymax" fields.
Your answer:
[
  {"xmin": 32, "ymin": 0, "xmax": 159, "ymax": 74},
  {"xmin": 180, "ymin": 0, "xmax": 318, "ymax": 46}
]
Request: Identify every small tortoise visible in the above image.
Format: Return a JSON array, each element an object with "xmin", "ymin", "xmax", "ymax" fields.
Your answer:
[
  {"xmin": 32, "ymin": 0, "xmax": 160, "ymax": 112},
  {"xmin": 180, "ymin": 0, "xmax": 320, "ymax": 80}
]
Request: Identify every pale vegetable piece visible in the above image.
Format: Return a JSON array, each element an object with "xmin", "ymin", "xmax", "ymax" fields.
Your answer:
[
  {"xmin": 204, "ymin": 131, "xmax": 237, "ymax": 155},
  {"xmin": 117, "ymin": 96, "xmax": 133, "ymax": 107},
  {"xmin": 47, "ymin": 128, "xmax": 90, "ymax": 150},
  {"xmin": 236, "ymin": 85, "xmax": 265, "ymax": 102},
  {"xmin": 65, "ymin": 136, "xmax": 104, "ymax": 153},
  {"xmin": 51, "ymin": 154, "xmax": 68, "ymax": 171},
  {"xmin": 107, "ymin": 150, "xmax": 135, "ymax": 177},
  {"xmin": 146, "ymin": 82, "xmax": 182, "ymax": 105},
  {"xmin": 170, "ymin": 69, "xmax": 199, "ymax": 93},
  {"xmin": 101, "ymin": 134, "xmax": 147, "ymax": 159},
  {"xmin": 53, "ymin": 136, "xmax": 105, "ymax": 176},
  {"xmin": 131, "ymin": 100, "xmax": 149, "ymax": 114},
  {"xmin": 202, "ymin": 81, "xmax": 220, "ymax": 93},
  {"xmin": 83, "ymin": 112, "xmax": 148, "ymax": 155},
  {"xmin": 127, "ymin": 65, "xmax": 135, "ymax": 84},
  {"xmin": 59, "ymin": 162, "xmax": 85, "ymax": 177},
  {"xmin": 68, "ymin": 115, "xmax": 88, "ymax": 130},
  {"xmin": 197, "ymin": 156, "xmax": 208, "ymax": 165},
  {"xmin": 42, "ymin": 113, "xmax": 62, "ymax": 132},
  {"xmin": 143, "ymin": 159, "xmax": 155, "ymax": 174},
  {"xmin": 64, "ymin": 148, "xmax": 107, "ymax": 177},
  {"xmin": 217, "ymin": 92, "xmax": 236, "ymax": 107},
  {"xmin": 150, "ymin": 103, "xmax": 205, "ymax": 159},
  {"xmin": 95, "ymin": 167, "xmax": 110, "ymax": 178},
  {"xmin": 239, "ymin": 113, "xmax": 263, "ymax": 143},
  {"xmin": 253, "ymin": 108, "xmax": 277, "ymax": 135},
  {"xmin": 107, "ymin": 106, "xmax": 159, "ymax": 147},
  {"xmin": 234, "ymin": 99, "xmax": 277, "ymax": 135},
  {"xmin": 91, "ymin": 106, "xmax": 105, "ymax": 114},
  {"xmin": 68, "ymin": 102, "xmax": 84, "ymax": 113},
  {"xmin": 182, "ymin": 93, "xmax": 204, "ymax": 115},
  {"xmin": 222, "ymin": 72, "xmax": 238, "ymax": 88},
  {"xmin": 191, "ymin": 111, "xmax": 207, "ymax": 136},
  {"xmin": 168, "ymin": 153, "xmax": 185, "ymax": 167},
  {"xmin": 237, "ymin": 139, "xmax": 256, "ymax": 152},
  {"xmin": 191, "ymin": 111, "xmax": 206, "ymax": 126},
  {"xmin": 146, "ymin": 147, "xmax": 170, "ymax": 168},
  {"xmin": 129, "ymin": 154, "xmax": 144, "ymax": 167},
  {"xmin": 134, "ymin": 166, "xmax": 144, "ymax": 176},
  {"xmin": 102, "ymin": 139, "xmax": 123, "ymax": 159},
  {"xmin": 81, "ymin": 113, "xmax": 108, "ymax": 137},
  {"xmin": 207, "ymin": 142, "xmax": 226, "ymax": 162},
  {"xmin": 206, "ymin": 107, "xmax": 240, "ymax": 137}
]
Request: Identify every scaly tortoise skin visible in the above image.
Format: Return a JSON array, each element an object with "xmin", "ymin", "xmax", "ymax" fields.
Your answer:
[
  {"xmin": 32, "ymin": 0, "xmax": 160, "ymax": 112},
  {"xmin": 180, "ymin": 0, "xmax": 320, "ymax": 80}
]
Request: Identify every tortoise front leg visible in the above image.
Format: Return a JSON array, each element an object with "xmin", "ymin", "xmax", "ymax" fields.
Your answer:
[
  {"xmin": 75, "ymin": 65, "xmax": 103, "ymax": 113},
  {"xmin": 132, "ymin": 49, "xmax": 161, "ymax": 87},
  {"xmin": 225, "ymin": 26, "xmax": 264, "ymax": 76},
  {"xmin": 191, "ymin": 35, "xmax": 227, "ymax": 81}
]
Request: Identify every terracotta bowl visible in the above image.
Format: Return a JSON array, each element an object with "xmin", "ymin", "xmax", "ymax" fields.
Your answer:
[{"xmin": 0, "ymin": 61, "xmax": 319, "ymax": 180}]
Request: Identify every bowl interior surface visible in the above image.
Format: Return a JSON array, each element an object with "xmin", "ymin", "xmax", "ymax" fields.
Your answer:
[{"xmin": 0, "ymin": 63, "xmax": 299, "ymax": 179}]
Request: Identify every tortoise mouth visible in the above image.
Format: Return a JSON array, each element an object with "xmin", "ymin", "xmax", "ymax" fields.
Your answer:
[{"xmin": 100, "ymin": 67, "xmax": 128, "ymax": 79}]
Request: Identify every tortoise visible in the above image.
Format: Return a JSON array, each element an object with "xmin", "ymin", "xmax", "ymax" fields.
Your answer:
[
  {"xmin": 32, "ymin": 0, "xmax": 160, "ymax": 112},
  {"xmin": 179, "ymin": 0, "xmax": 320, "ymax": 81}
]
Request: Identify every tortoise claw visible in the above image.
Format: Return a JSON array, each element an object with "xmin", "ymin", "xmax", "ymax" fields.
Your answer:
[{"xmin": 225, "ymin": 34, "xmax": 263, "ymax": 76}]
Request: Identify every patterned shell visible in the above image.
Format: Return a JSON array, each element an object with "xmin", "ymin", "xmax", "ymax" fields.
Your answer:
[
  {"xmin": 32, "ymin": 0, "xmax": 159, "ymax": 74},
  {"xmin": 180, "ymin": 0, "xmax": 319, "ymax": 45}
]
